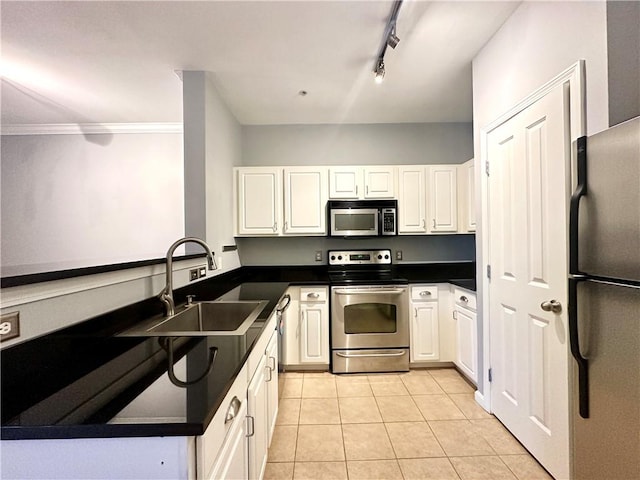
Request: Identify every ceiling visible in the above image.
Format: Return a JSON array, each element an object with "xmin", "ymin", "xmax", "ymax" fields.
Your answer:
[{"xmin": 0, "ymin": 1, "xmax": 520, "ymax": 126}]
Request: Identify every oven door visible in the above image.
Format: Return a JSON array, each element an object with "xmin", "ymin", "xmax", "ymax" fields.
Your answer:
[
  {"xmin": 330, "ymin": 208, "xmax": 379, "ymax": 236},
  {"xmin": 331, "ymin": 285, "xmax": 409, "ymax": 349}
]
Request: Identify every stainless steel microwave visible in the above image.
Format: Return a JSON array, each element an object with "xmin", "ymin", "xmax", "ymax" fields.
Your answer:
[{"xmin": 328, "ymin": 200, "xmax": 397, "ymax": 237}]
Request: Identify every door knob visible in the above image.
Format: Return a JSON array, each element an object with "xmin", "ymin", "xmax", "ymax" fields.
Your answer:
[{"xmin": 540, "ymin": 299, "xmax": 562, "ymax": 313}]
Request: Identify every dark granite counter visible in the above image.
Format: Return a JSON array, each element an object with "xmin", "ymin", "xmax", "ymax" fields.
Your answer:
[{"xmin": 1, "ymin": 263, "xmax": 475, "ymax": 440}]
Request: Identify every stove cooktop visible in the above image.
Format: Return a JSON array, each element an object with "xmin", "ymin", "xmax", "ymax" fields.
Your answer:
[{"xmin": 327, "ymin": 249, "xmax": 407, "ymax": 285}]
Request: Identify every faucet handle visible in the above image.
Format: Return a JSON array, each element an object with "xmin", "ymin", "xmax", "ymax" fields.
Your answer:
[{"xmin": 186, "ymin": 295, "xmax": 196, "ymax": 306}]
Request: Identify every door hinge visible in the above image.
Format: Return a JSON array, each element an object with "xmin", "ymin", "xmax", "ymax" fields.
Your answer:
[
  {"xmin": 486, "ymin": 264, "xmax": 491, "ymax": 280},
  {"xmin": 488, "ymin": 368, "xmax": 493, "ymax": 383},
  {"xmin": 485, "ymin": 160, "xmax": 490, "ymax": 176}
]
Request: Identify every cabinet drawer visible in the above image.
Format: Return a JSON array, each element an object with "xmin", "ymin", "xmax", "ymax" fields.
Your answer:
[
  {"xmin": 300, "ymin": 287, "xmax": 328, "ymax": 303},
  {"xmin": 411, "ymin": 285, "xmax": 438, "ymax": 301},
  {"xmin": 197, "ymin": 362, "xmax": 248, "ymax": 480},
  {"xmin": 247, "ymin": 314, "xmax": 277, "ymax": 376},
  {"xmin": 453, "ymin": 288, "xmax": 476, "ymax": 310}
]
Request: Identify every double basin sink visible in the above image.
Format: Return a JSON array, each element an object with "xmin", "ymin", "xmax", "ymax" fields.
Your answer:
[{"xmin": 119, "ymin": 300, "xmax": 269, "ymax": 337}]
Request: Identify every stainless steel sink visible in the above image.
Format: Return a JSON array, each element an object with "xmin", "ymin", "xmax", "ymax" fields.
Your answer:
[{"xmin": 119, "ymin": 300, "xmax": 269, "ymax": 336}]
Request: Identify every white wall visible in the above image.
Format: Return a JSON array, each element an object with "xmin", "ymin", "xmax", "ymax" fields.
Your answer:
[
  {"xmin": 471, "ymin": 0, "xmax": 609, "ymax": 398},
  {"xmin": 0, "ymin": 128, "xmax": 185, "ymax": 276},
  {"xmin": 242, "ymin": 123, "xmax": 473, "ymax": 166}
]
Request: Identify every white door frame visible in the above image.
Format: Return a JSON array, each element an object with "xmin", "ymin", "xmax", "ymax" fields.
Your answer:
[{"xmin": 476, "ymin": 60, "xmax": 586, "ymax": 412}]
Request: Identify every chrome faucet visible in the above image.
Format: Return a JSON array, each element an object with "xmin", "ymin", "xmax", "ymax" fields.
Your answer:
[{"xmin": 158, "ymin": 237, "xmax": 216, "ymax": 316}]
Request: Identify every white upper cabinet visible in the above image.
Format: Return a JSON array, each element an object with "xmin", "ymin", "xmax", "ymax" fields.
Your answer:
[
  {"xmin": 329, "ymin": 166, "xmax": 395, "ymax": 199},
  {"xmin": 235, "ymin": 167, "xmax": 282, "ymax": 236},
  {"xmin": 398, "ymin": 166, "xmax": 427, "ymax": 234},
  {"xmin": 363, "ymin": 166, "xmax": 396, "ymax": 198},
  {"xmin": 428, "ymin": 165, "xmax": 458, "ymax": 233},
  {"xmin": 457, "ymin": 159, "xmax": 476, "ymax": 233},
  {"xmin": 283, "ymin": 167, "xmax": 328, "ymax": 235}
]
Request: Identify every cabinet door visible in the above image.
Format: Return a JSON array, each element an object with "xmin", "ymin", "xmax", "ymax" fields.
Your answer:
[
  {"xmin": 329, "ymin": 167, "xmax": 362, "ymax": 199},
  {"xmin": 364, "ymin": 166, "xmax": 395, "ymax": 198},
  {"xmin": 208, "ymin": 400, "xmax": 248, "ymax": 480},
  {"xmin": 410, "ymin": 302, "xmax": 440, "ymax": 362},
  {"xmin": 455, "ymin": 306, "xmax": 477, "ymax": 382},
  {"xmin": 299, "ymin": 303, "xmax": 329, "ymax": 364},
  {"xmin": 236, "ymin": 168, "xmax": 282, "ymax": 236},
  {"xmin": 265, "ymin": 329, "xmax": 279, "ymax": 443},
  {"xmin": 247, "ymin": 355, "xmax": 268, "ymax": 480},
  {"xmin": 428, "ymin": 165, "xmax": 458, "ymax": 232},
  {"xmin": 398, "ymin": 166, "xmax": 427, "ymax": 233},
  {"xmin": 283, "ymin": 167, "xmax": 327, "ymax": 235}
]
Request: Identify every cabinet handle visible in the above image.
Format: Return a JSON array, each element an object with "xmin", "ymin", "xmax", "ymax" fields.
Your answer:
[
  {"xmin": 284, "ymin": 221, "xmax": 288, "ymax": 231},
  {"xmin": 419, "ymin": 291, "xmax": 431, "ymax": 297},
  {"xmin": 225, "ymin": 396, "xmax": 241, "ymax": 424},
  {"xmin": 355, "ymin": 185, "xmax": 358, "ymax": 196},
  {"xmin": 414, "ymin": 307, "xmax": 417, "ymax": 317},
  {"xmin": 273, "ymin": 222, "xmax": 278, "ymax": 232},
  {"xmin": 453, "ymin": 310, "xmax": 458, "ymax": 320},
  {"xmin": 366, "ymin": 185, "xmax": 369, "ymax": 195},
  {"xmin": 432, "ymin": 219, "xmax": 436, "ymax": 229},
  {"xmin": 246, "ymin": 416, "xmax": 255, "ymax": 437},
  {"xmin": 459, "ymin": 295, "xmax": 468, "ymax": 303},
  {"xmin": 422, "ymin": 219, "xmax": 426, "ymax": 230},
  {"xmin": 266, "ymin": 364, "xmax": 273, "ymax": 382},
  {"xmin": 269, "ymin": 355, "xmax": 277, "ymax": 371},
  {"xmin": 307, "ymin": 292, "xmax": 320, "ymax": 299}
]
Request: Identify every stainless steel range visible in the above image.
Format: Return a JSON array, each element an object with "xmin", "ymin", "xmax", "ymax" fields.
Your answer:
[{"xmin": 329, "ymin": 249, "xmax": 409, "ymax": 374}]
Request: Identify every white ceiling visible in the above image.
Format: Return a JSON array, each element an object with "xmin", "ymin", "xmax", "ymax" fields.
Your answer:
[{"xmin": 0, "ymin": 1, "xmax": 520, "ymax": 126}]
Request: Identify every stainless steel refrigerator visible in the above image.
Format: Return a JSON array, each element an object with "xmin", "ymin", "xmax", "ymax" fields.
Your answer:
[{"xmin": 569, "ymin": 116, "xmax": 640, "ymax": 480}]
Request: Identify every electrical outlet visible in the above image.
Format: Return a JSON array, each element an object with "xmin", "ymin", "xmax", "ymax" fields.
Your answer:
[
  {"xmin": 315, "ymin": 251, "xmax": 322, "ymax": 261},
  {"xmin": 189, "ymin": 268, "xmax": 199, "ymax": 281},
  {"xmin": 396, "ymin": 250, "xmax": 403, "ymax": 260},
  {"xmin": 199, "ymin": 267, "xmax": 206, "ymax": 278},
  {"xmin": 0, "ymin": 311, "xmax": 20, "ymax": 342}
]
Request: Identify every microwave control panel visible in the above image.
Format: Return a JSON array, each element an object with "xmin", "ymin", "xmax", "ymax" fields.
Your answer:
[{"xmin": 381, "ymin": 208, "xmax": 396, "ymax": 235}]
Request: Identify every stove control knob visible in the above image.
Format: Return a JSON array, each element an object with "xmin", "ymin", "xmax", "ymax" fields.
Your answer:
[
  {"xmin": 330, "ymin": 255, "xmax": 336, "ymax": 261},
  {"xmin": 377, "ymin": 254, "xmax": 383, "ymax": 260},
  {"xmin": 384, "ymin": 254, "xmax": 389, "ymax": 259},
  {"xmin": 338, "ymin": 255, "xmax": 343, "ymax": 260}
]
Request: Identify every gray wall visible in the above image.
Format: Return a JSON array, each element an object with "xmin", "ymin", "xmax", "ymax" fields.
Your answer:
[
  {"xmin": 242, "ymin": 123, "xmax": 473, "ymax": 166},
  {"xmin": 237, "ymin": 235, "xmax": 476, "ymax": 266},
  {"xmin": 607, "ymin": 0, "xmax": 640, "ymax": 126},
  {"xmin": 237, "ymin": 122, "xmax": 474, "ymax": 266}
]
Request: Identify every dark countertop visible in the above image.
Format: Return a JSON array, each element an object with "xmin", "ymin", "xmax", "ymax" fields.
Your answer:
[{"xmin": 1, "ymin": 263, "xmax": 475, "ymax": 440}]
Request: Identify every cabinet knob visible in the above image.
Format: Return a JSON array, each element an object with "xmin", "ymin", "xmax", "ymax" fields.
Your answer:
[
  {"xmin": 419, "ymin": 291, "xmax": 431, "ymax": 297},
  {"xmin": 307, "ymin": 292, "xmax": 320, "ymax": 299},
  {"xmin": 459, "ymin": 295, "xmax": 468, "ymax": 303}
]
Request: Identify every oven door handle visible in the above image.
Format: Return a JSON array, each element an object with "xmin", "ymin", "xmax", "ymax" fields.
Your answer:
[
  {"xmin": 335, "ymin": 351, "xmax": 407, "ymax": 358},
  {"xmin": 333, "ymin": 288, "xmax": 406, "ymax": 295}
]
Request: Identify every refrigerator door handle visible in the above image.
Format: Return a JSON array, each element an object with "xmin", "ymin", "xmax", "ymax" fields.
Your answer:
[
  {"xmin": 569, "ymin": 136, "xmax": 588, "ymax": 276},
  {"xmin": 569, "ymin": 277, "xmax": 590, "ymax": 418}
]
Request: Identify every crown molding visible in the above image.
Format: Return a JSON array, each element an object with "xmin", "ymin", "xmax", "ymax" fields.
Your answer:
[{"xmin": 1, "ymin": 122, "xmax": 183, "ymax": 136}]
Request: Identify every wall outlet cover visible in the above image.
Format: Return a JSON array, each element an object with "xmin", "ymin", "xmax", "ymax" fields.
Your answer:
[
  {"xmin": 0, "ymin": 311, "xmax": 20, "ymax": 342},
  {"xmin": 396, "ymin": 250, "xmax": 403, "ymax": 260}
]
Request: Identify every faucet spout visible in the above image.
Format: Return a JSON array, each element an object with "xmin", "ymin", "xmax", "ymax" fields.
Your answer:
[{"xmin": 159, "ymin": 237, "xmax": 216, "ymax": 317}]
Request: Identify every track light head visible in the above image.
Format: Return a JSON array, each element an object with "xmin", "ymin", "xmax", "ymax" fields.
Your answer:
[
  {"xmin": 374, "ymin": 58, "xmax": 385, "ymax": 84},
  {"xmin": 387, "ymin": 27, "xmax": 400, "ymax": 49}
]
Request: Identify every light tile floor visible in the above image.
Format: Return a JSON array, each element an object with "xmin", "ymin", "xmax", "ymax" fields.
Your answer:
[{"xmin": 266, "ymin": 369, "xmax": 553, "ymax": 480}]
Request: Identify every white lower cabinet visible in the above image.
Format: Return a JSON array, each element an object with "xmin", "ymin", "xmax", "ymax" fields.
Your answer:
[
  {"xmin": 247, "ymin": 353, "xmax": 269, "ymax": 480},
  {"xmin": 410, "ymin": 285, "xmax": 440, "ymax": 362},
  {"xmin": 207, "ymin": 398, "xmax": 248, "ymax": 480},
  {"xmin": 281, "ymin": 286, "xmax": 329, "ymax": 368},
  {"xmin": 265, "ymin": 328, "xmax": 279, "ymax": 443},
  {"xmin": 452, "ymin": 287, "xmax": 478, "ymax": 383},
  {"xmin": 299, "ymin": 287, "xmax": 329, "ymax": 365}
]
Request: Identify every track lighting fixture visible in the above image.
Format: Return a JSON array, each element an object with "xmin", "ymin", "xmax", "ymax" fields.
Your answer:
[{"xmin": 373, "ymin": 0, "xmax": 403, "ymax": 83}]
